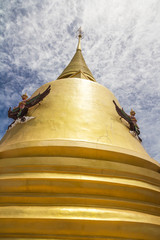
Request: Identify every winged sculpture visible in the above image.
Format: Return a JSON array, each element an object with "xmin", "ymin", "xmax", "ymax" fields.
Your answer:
[
  {"xmin": 113, "ymin": 100, "xmax": 142, "ymax": 142},
  {"xmin": 8, "ymin": 85, "xmax": 51, "ymax": 129}
]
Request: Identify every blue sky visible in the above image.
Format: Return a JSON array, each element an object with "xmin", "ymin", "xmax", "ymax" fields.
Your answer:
[{"xmin": 0, "ymin": 0, "xmax": 160, "ymax": 161}]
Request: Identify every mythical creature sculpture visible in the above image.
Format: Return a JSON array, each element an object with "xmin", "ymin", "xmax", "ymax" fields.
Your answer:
[
  {"xmin": 113, "ymin": 100, "xmax": 142, "ymax": 142},
  {"xmin": 8, "ymin": 85, "xmax": 51, "ymax": 129}
]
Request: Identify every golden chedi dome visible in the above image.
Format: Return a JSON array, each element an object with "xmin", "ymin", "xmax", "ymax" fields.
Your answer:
[{"xmin": 0, "ymin": 30, "xmax": 160, "ymax": 239}]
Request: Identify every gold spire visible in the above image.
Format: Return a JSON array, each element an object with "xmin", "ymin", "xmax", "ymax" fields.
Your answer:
[
  {"xmin": 57, "ymin": 28, "xmax": 96, "ymax": 82},
  {"xmin": 77, "ymin": 27, "xmax": 82, "ymax": 50}
]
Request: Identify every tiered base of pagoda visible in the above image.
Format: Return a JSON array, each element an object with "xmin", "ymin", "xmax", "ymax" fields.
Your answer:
[{"xmin": 0, "ymin": 141, "xmax": 160, "ymax": 239}]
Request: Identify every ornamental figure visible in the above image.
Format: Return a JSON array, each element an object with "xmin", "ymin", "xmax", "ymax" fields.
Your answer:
[
  {"xmin": 113, "ymin": 100, "xmax": 142, "ymax": 142},
  {"xmin": 129, "ymin": 109, "xmax": 140, "ymax": 133},
  {"xmin": 8, "ymin": 85, "xmax": 51, "ymax": 129},
  {"xmin": 17, "ymin": 93, "xmax": 28, "ymax": 118}
]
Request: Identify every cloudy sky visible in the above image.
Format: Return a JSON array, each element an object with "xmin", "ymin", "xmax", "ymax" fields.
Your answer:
[{"xmin": 0, "ymin": 0, "xmax": 160, "ymax": 162}]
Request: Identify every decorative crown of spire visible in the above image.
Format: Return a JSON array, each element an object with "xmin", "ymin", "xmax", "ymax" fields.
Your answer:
[{"xmin": 76, "ymin": 27, "xmax": 84, "ymax": 51}]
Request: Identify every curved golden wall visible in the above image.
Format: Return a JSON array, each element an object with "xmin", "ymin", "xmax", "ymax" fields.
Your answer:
[
  {"xmin": 0, "ymin": 79, "xmax": 156, "ymax": 162},
  {"xmin": 0, "ymin": 78, "xmax": 160, "ymax": 239}
]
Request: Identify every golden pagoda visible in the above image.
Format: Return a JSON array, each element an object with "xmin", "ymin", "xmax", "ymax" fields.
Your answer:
[{"xmin": 0, "ymin": 29, "xmax": 160, "ymax": 240}]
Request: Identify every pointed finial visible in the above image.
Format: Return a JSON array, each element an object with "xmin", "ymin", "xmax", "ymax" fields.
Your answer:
[
  {"xmin": 78, "ymin": 27, "xmax": 83, "ymax": 38},
  {"xmin": 76, "ymin": 27, "xmax": 84, "ymax": 51}
]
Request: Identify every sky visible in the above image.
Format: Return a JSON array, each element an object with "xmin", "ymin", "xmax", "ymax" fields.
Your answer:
[{"xmin": 0, "ymin": 0, "xmax": 160, "ymax": 162}]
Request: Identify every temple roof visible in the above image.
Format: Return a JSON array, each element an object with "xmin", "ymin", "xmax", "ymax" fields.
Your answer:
[{"xmin": 57, "ymin": 29, "xmax": 96, "ymax": 82}]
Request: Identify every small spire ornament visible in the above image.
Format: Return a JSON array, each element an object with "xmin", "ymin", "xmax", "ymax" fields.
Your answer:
[
  {"xmin": 76, "ymin": 27, "xmax": 84, "ymax": 50},
  {"xmin": 77, "ymin": 27, "xmax": 84, "ymax": 39}
]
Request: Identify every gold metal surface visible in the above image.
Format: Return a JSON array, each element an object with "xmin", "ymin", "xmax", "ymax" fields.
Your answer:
[
  {"xmin": 1, "ymin": 206, "xmax": 160, "ymax": 223},
  {"xmin": 0, "ymin": 144, "xmax": 160, "ymax": 239},
  {"xmin": 0, "ymin": 78, "xmax": 153, "ymax": 160}
]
